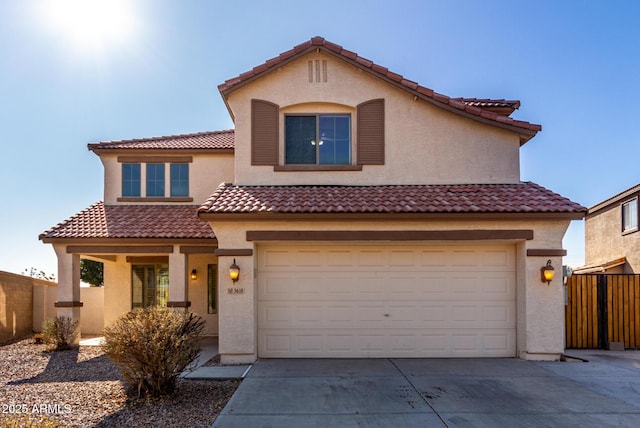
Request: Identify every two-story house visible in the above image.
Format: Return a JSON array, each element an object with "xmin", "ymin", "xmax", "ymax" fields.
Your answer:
[
  {"xmin": 575, "ymin": 184, "xmax": 640, "ymax": 274},
  {"xmin": 41, "ymin": 37, "xmax": 585, "ymax": 362}
]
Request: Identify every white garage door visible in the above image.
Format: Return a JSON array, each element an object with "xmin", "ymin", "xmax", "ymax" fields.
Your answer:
[{"xmin": 257, "ymin": 244, "xmax": 516, "ymax": 358}]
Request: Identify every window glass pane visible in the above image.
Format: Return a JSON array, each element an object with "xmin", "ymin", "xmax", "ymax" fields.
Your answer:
[
  {"xmin": 146, "ymin": 164, "xmax": 165, "ymax": 197},
  {"xmin": 132, "ymin": 266, "xmax": 145, "ymax": 308},
  {"xmin": 132, "ymin": 264, "xmax": 169, "ymax": 309},
  {"xmin": 122, "ymin": 164, "xmax": 141, "ymax": 197},
  {"xmin": 208, "ymin": 264, "xmax": 217, "ymax": 314},
  {"xmin": 623, "ymin": 199, "xmax": 638, "ymax": 231},
  {"xmin": 319, "ymin": 115, "xmax": 350, "ymax": 164},
  {"xmin": 285, "ymin": 116, "xmax": 316, "ymax": 164},
  {"xmin": 156, "ymin": 265, "xmax": 169, "ymax": 308},
  {"xmin": 170, "ymin": 163, "xmax": 189, "ymax": 197}
]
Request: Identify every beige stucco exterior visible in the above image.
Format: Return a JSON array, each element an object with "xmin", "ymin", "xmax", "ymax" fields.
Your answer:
[
  {"xmin": 53, "ymin": 246, "xmax": 220, "ymax": 337},
  {"xmin": 226, "ymin": 51, "xmax": 521, "ymax": 186},
  {"xmin": 210, "ymin": 218, "xmax": 570, "ymax": 363},
  {"xmin": 584, "ymin": 190, "xmax": 640, "ymax": 273},
  {"xmin": 100, "ymin": 152, "xmax": 234, "ymax": 204},
  {"xmin": 47, "ymin": 146, "xmax": 235, "ymax": 337},
  {"xmin": 42, "ymin": 38, "xmax": 581, "ymax": 362}
]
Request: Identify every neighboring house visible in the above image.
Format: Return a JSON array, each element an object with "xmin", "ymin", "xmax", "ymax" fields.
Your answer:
[
  {"xmin": 575, "ymin": 184, "xmax": 640, "ymax": 274},
  {"xmin": 40, "ymin": 37, "xmax": 586, "ymax": 362}
]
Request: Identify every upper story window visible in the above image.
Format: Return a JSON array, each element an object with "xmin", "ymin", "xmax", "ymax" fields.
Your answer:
[
  {"xmin": 119, "ymin": 157, "xmax": 192, "ymax": 201},
  {"xmin": 170, "ymin": 163, "xmax": 189, "ymax": 197},
  {"xmin": 622, "ymin": 198, "xmax": 638, "ymax": 233},
  {"xmin": 251, "ymin": 99, "xmax": 384, "ymax": 168},
  {"xmin": 285, "ymin": 114, "xmax": 351, "ymax": 165},
  {"xmin": 122, "ymin": 163, "xmax": 141, "ymax": 197},
  {"xmin": 146, "ymin": 164, "xmax": 165, "ymax": 197}
]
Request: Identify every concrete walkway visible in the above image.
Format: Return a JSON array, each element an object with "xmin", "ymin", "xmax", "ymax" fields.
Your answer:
[
  {"xmin": 181, "ymin": 337, "xmax": 252, "ymax": 380},
  {"xmin": 212, "ymin": 351, "xmax": 640, "ymax": 427}
]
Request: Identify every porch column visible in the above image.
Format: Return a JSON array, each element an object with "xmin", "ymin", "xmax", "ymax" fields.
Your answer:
[
  {"xmin": 168, "ymin": 246, "xmax": 190, "ymax": 310},
  {"xmin": 53, "ymin": 245, "xmax": 82, "ymax": 344},
  {"xmin": 217, "ymin": 254, "xmax": 257, "ymax": 364}
]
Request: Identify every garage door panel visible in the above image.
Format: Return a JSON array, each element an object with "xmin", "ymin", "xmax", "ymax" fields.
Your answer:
[
  {"xmin": 356, "ymin": 250, "xmax": 385, "ymax": 266},
  {"xmin": 258, "ymin": 328, "xmax": 515, "ymax": 358},
  {"xmin": 258, "ymin": 244, "xmax": 516, "ymax": 358},
  {"xmin": 418, "ymin": 250, "xmax": 448, "ymax": 267},
  {"xmin": 260, "ymin": 276, "xmax": 293, "ymax": 299},
  {"xmin": 327, "ymin": 250, "xmax": 353, "ymax": 266}
]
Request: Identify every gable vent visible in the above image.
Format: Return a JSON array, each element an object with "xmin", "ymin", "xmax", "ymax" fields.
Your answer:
[{"xmin": 308, "ymin": 60, "xmax": 328, "ymax": 83}]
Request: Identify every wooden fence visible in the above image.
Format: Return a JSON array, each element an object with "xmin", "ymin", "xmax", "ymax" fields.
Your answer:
[{"xmin": 565, "ymin": 274, "xmax": 640, "ymax": 349}]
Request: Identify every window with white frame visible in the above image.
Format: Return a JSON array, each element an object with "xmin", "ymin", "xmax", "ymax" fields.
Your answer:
[{"xmin": 622, "ymin": 198, "xmax": 638, "ymax": 233}]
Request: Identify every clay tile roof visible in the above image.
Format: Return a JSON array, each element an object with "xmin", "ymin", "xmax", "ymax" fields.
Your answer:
[
  {"xmin": 453, "ymin": 98, "xmax": 521, "ymax": 110},
  {"xmin": 40, "ymin": 202, "xmax": 216, "ymax": 241},
  {"xmin": 87, "ymin": 130, "xmax": 235, "ymax": 151},
  {"xmin": 217, "ymin": 37, "xmax": 541, "ymax": 139},
  {"xmin": 198, "ymin": 182, "xmax": 586, "ymax": 217}
]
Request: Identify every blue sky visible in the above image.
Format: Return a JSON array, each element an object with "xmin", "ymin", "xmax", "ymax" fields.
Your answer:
[{"xmin": 1, "ymin": 0, "xmax": 639, "ymax": 277}]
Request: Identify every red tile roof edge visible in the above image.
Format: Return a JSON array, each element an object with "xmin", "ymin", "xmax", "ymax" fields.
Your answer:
[
  {"xmin": 40, "ymin": 202, "xmax": 216, "ymax": 241},
  {"xmin": 217, "ymin": 37, "xmax": 541, "ymax": 136},
  {"xmin": 87, "ymin": 129, "xmax": 235, "ymax": 151},
  {"xmin": 198, "ymin": 182, "xmax": 587, "ymax": 216}
]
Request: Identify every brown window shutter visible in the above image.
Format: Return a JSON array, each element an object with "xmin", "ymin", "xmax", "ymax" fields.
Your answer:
[
  {"xmin": 251, "ymin": 99, "xmax": 279, "ymax": 165},
  {"xmin": 357, "ymin": 99, "xmax": 385, "ymax": 165}
]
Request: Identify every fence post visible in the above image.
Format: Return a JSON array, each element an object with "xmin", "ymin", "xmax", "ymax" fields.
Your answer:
[{"xmin": 597, "ymin": 275, "xmax": 608, "ymax": 349}]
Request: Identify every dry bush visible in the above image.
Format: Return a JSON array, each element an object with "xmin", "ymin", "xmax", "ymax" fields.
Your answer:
[
  {"xmin": 102, "ymin": 307, "xmax": 205, "ymax": 398},
  {"xmin": 42, "ymin": 316, "xmax": 79, "ymax": 351},
  {"xmin": 1, "ymin": 414, "xmax": 60, "ymax": 428}
]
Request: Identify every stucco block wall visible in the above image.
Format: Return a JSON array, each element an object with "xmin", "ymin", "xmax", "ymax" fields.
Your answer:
[
  {"xmin": 226, "ymin": 51, "xmax": 521, "ymax": 186},
  {"xmin": 586, "ymin": 205, "xmax": 640, "ymax": 273},
  {"xmin": 33, "ymin": 282, "xmax": 57, "ymax": 333},
  {"xmin": 0, "ymin": 271, "xmax": 57, "ymax": 343},
  {"xmin": 80, "ymin": 286, "xmax": 104, "ymax": 335},
  {"xmin": 103, "ymin": 256, "xmax": 131, "ymax": 327}
]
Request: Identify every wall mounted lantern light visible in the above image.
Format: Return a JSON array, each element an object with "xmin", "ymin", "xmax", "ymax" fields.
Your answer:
[
  {"xmin": 190, "ymin": 269, "xmax": 198, "ymax": 280},
  {"xmin": 541, "ymin": 260, "xmax": 555, "ymax": 285},
  {"xmin": 229, "ymin": 259, "xmax": 240, "ymax": 282}
]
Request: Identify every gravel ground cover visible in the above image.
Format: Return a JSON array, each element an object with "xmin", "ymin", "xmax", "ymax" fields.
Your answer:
[{"xmin": 0, "ymin": 337, "xmax": 239, "ymax": 427}]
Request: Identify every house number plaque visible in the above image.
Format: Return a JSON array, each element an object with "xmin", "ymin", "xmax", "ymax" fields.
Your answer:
[{"xmin": 227, "ymin": 288, "xmax": 244, "ymax": 295}]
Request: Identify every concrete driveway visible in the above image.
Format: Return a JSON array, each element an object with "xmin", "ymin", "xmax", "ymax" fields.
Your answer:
[{"xmin": 212, "ymin": 350, "xmax": 640, "ymax": 427}]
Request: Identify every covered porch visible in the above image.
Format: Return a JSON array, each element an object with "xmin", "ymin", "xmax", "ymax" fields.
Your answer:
[{"xmin": 39, "ymin": 202, "xmax": 220, "ymax": 341}]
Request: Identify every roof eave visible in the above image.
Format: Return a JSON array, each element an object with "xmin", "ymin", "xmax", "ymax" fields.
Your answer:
[
  {"xmin": 88, "ymin": 147, "xmax": 234, "ymax": 156},
  {"xmin": 39, "ymin": 237, "xmax": 217, "ymax": 245},
  {"xmin": 588, "ymin": 184, "xmax": 640, "ymax": 215},
  {"xmin": 198, "ymin": 211, "xmax": 586, "ymax": 222},
  {"xmin": 218, "ymin": 43, "xmax": 541, "ymax": 140}
]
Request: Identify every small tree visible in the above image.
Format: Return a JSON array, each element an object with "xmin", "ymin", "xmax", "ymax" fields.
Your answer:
[
  {"xmin": 102, "ymin": 307, "xmax": 205, "ymax": 398},
  {"xmin": 23, "ymin": 267, "xmax": 55, "ymax": 281},
  {"xmin": 80, "ymin": 259, "xmax": 104, "ymax": 286},
  {"xmin": 42, "ymin": 316, "xmax": 79, "ymax": 351}
]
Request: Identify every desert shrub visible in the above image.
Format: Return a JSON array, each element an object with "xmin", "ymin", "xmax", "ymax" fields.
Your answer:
[
  {"xmin": 42, "ymin": 316, "xmax": 79, "ymax": 351},
  {"xmin": 1, "ymin": 414, "xmax": 59, "ymax": 428},
  {"xmin": 102, "ymin": 307, "xmax": 205, "ymax": 398}
]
